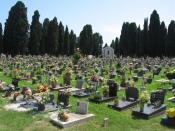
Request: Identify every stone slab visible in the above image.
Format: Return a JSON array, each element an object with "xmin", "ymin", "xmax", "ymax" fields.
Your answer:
[
  {"xmin": 132, "ymin": 104, "xmax": 166, "ymax": 119},
  {"xmin": 89, "ymin": 97, "xmax": 115, "ymax": 103},
  {"xmin": 50, "ymin": 112, "xmax": 95, "ymax": 128},
  {"xmin": 108, "ymin": 100, "xmax": 138, "ymax": 111},
  {"xmin": 4, "ymin": 101, "xmax": 35, "ymax": 112}
]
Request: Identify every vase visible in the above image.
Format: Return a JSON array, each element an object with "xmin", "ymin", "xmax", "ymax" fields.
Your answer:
[{"xmin": 140, "ymin": 104, "xmax": 144, "ymax": 112}]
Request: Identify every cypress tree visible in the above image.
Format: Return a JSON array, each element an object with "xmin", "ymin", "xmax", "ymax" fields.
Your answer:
[
  {"xmin": 40, "ymin": 18, "xmax": 50, "ymax": 54},
  {"xmin": 165, "ymin": 21, "xmax": 175, "ymax": 56},
  {"xmin": 119, "ymin": 22, "xmax": 129, "ymax": 56},
  {"xmin": 79, "ymin": 24, "xmax": 93, "ymax": 55},
  {"xmin": 0, "ymin": 23, "xmax": 3, "ymax": 53},
  {"xmin": 110, "ymin": 40, "xmax": 115, "ymax": 49},
  {"xmin": 114, "ymin": 37, "xmax": 119, "ymax": 55},
  {"xmin": 3, "ymin": 1, "xmax": 29, "ymax": 55},
  {"xmin": 28, "ymin": 10, "xmax": 42, "ymax": 55},
  {"xmin": 69, "ymin": 30, "xmax": 76, "ymax": 55},
  {"xmin": 63, "ymin": 26, "xmax": 70, "ymax": 55},
  {"xmin": 46, "ymin": 17, "xmax": 59, "ymax": 55},
  {"xmin": 159, "ymin": 21, "xmax": 167, "ymax": 56},
  {"xmin": 143, "ymin": 18, "xmax": 149, "ymax": 55},
  {"xmin": 92, "ymin": 33, "xmax": 103, "ymax": 56},
  {"xmin": 58, "ymin": 22, "xmax": 64, "ymax": 55},
  {"xmin": 149, "ymin": 10, "xmax": 161, "ymax": 56},
  {"xmin": 127, "ymin": 22, "xmax": 137, "ymax": 56}
]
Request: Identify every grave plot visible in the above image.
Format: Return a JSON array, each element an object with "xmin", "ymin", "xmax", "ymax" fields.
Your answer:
[
  {"xmin": 132, "ymin": 90, "xmax": 166, "ymax": 119},
  {"xmin": 57, "ymin": 90, "xmax": 72, "ymax": 109},
  {"xmin": 108, "ymin": 87, "xmax": 139, "ymax": 111},
  {"xmin": 50, "ymin": 102, "xmax": 95, "ymax": 128},
  {"xmin": 73, "ymin": 77, "xmax": 96, "ymax": 98},
  {"xmin": 89, "ymin": 80, "xmax": 117, "ymax": 103}
]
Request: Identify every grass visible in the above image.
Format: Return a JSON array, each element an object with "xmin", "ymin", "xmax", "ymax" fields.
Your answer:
[{"xmin": 0, "ymin": 68, "xmax": 174, "ymax": 131}]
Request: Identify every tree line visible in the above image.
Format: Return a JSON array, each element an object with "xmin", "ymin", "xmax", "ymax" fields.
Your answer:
[
  {"xmin": 0, "ymin": 1, "xmax": 103, "ymax": 56},
  {"xmin": 111, "ymin": 10, "xmax": 175, "ymax": 57}
]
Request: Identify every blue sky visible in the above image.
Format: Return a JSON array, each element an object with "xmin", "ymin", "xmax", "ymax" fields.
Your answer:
[{"xmin": 0, "ymin": 0, "xmax": 175, "ymax": 45}]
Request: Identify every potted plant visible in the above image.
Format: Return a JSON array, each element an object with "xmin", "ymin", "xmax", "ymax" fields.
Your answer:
[
  {"xmin": 114, "ymin": 97, "xmax": 119, "ymax": 106},
  {"xmin": 146, "ymin": 75, "xmax": 153, "ymax": 84},
  {"xmin": 57, "ymin": 107, "xmax": 69, "ymax": 122},
  {"xmin": 58, "ymin": 90, "xmax": 71, "ymax": 107},
  {"xmin": 103, "ymin": 86, "xmax": 109, "ymax": 97},
  {"xmin": 37, "ymin": 92, "xmax": 49, "ymax": 111},
  {"xmin": 91, "ymin": 92, "xmax": 102, "ymax": 100},
  {"xmin": 139, "ymin": 91, "xmax": 149, "ymax": 112}
]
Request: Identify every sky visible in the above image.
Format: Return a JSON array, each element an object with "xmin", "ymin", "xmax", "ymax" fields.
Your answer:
[{"xmin": 0, "ymin": 0, "xmax": 175, "ymax": 45}]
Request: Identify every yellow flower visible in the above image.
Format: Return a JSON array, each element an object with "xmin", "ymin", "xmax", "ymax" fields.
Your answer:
[{"xmin": 166, "ymin": 108, "xmax": 175, "ymax": 118}]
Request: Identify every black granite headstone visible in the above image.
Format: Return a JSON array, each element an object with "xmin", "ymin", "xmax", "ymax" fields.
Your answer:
[{"xmin": 125, "ymin": 87, "xmax": 139, "ymax": 101}]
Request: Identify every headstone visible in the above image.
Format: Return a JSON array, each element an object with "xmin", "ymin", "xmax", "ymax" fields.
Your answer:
[
  {"xmin": 108, "ymin": 80, "xmax": 117, "ymax": 97},
  {"xmin": 76, "ymin": 78, "xmax": 83, "ymax": 89},
  {"xmin": 12, "ymin": 78, "xmax": 19, "ymax": 87},
  {"xmin": 150, "ymin": 90, "xmax": 165, "ymax": 107},
  {"xmin": 76, "ymin": 101, "xmax": 88, "ymax": 115},
  {"xmin": 125, "ymin": 87, "xmax": 139, "ymax": 101}
]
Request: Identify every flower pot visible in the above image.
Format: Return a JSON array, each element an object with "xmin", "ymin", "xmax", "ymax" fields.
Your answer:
[
  {"xmin": 38, "ymin": 103, "xmax": 45, "ymax": 111},
  {"xmin": 140, "ymin": 104, "xmax": 144, "ymax": 112}
]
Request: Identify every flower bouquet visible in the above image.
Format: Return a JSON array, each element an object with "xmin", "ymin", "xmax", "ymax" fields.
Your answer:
[
  {"xmin": 57, "ymin": 107, "xmax": 70, "ymax": 122},
  {"xmin": 161, "ymin": 108, "xmax": 175, "ymax": 126},
  {"xmin": 139, "ymin": 91, "xmax": 149, "ymax": 112}
]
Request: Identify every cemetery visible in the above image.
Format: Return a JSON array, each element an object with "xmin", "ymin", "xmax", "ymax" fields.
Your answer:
[
  {"xmin": 0, "ymin": 1, "xmax": 175, "ymax": 131},
  {"xmin": 0, "ymin": 54, "xmax": 174, "ymax": 130}
]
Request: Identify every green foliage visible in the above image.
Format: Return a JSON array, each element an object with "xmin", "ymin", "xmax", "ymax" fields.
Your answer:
[
  {"xmin": 46, "ymin": 17, "xmax": 59, "ymax": 55},
  {"xmin": 0, "ymin": 23, "xmax": 3, "ymax": 53},
  {"xmin": 40, "ymin": 18, "xmax": 50, "ymax": 54},
  {"xmin": 73, "ymin": 51, "xmax": 81, "ymax": 64},
  {"xmin": 28, "ymin": 10, "xmax": 42, "ymax": 55},
  {"xmin": 3, "ymin": 1, "xmax": 29, "ymax": 55}
]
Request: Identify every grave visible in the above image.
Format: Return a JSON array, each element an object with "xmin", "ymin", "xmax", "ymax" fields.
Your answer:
[
  {"xmin": 73, "ymin": 77, "xmax": 91, "ymax": 98},
  {"xmin": 108, "ymin": 87, "xmax": 139, "ymax": 111},
  {"xmin": 89, "ymin": 80, "xmax": 117, "ymax": 103},
  {"xmin": 50, "ymin": 102, "xmax": 95, "ymax": 128},
  {"xmin": 63, "ymin": 72, "xmax": 71, "ymax": 86},
  {"xmin": 132, "ymin": 90, "xmax": 166, "ymax": 119},
  {"xmin": 57, "ymin": 90, "xmax": 71, "ymax": 108},
  {"xmin": 4, "ymin": 99, "xmax": 36, "ymax": 112}
]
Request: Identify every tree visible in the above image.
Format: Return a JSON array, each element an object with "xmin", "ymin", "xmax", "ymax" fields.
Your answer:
[
  {"xmin": 69, "ymin": 30, "xmax": 76, "ymax": 55},
  {"xmin": 92, "ymin": 33, "xmax": 103, "ymax": 56},
  {"xmin": 114, "ymin": 37, "xmax": 119, "ymax": 55},
  {"xmin": 46, "ymin": 17, "xmax": 59, "ymax": 55},
  {"xmin": 142, "ymin": 18, "xmax": 149, "ymax": 55},
  {"xmin": 159, "ymin": 21, "xmax": 167, "ymax": 56},
  {"xmin": 28, "ymin": 10, "xmax": 42, "ymax": 55},
  {"xmin": 110, "ymin": 40, "xmax": 115, "ymax": 49},
  {"xmin": 136, "ymin": 25, "xmax": 143, "ymax": 56},
  {"xmin": 63, "ymin": 26, "xmax": 70, "ymax": 55},
  {"xmin": 79, "ymin": 24, "xmax": 93, "ymax": 55},
  {"xmin": 149, "ymin": 10, "xmax": 161, "ymax": 56},
  {"xmin": 165, "ymin": 20, "xmax": 175, "ymax": 56},
  {"xmin": 119, "ymin": 22, "xmax": 129, "ymax": 56},
  {"xmin": 3, "ymin": 1, "xmax": 29, "ymax": 55},
  {"xmin": 58, "ymin": 22, "xmax": 64, "ymax": 55},
  {"xmin": 0, "ymin": 23, "xmax": 3, "ymax": 53},
  {"xmin": 127, "ymin": 22, "xmax": 137, "ymax": 56},
  {"xmin": 40, "ymin": 18, "xmax": 49, "ymax": 54}
]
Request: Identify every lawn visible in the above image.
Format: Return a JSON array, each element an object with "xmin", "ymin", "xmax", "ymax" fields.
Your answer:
[{"xmin": 0, "ymin": 68, "xmax": 174, "ymax": 131}]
